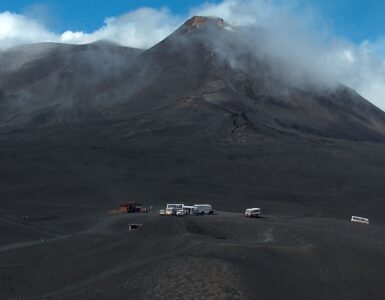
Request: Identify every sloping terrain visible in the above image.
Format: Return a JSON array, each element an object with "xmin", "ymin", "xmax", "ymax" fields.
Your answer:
[
  {"xmin": 1, "ymin": 212, "xmax": 385, "ymax": 299},
  {"xmin": 0, "ymin": 41, "xmax": 143, "ymax": 125},
  {"xmin": 0, "ymin": 16, "xmax": 384, "ymax": 299}
]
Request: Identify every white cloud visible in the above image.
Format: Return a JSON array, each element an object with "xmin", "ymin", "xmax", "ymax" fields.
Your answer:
[
  {"xmin": 0, "ymin": 1, "xmax": 385, "ymax": 110},
  {"xmin": 0, "ymin": 11, "xmax": 56, "ymax": 49},
  {"xmin": 59, "ymin": 7, "xmax": 182, "ymax": 48},
  {"xmin": 0, "ymin": 7, "xmax": 181, "ymax": 49}
]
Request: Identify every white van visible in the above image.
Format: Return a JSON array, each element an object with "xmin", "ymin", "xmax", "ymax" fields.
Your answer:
[
  {"xmin": 193, "ymin": 204, "xmax": 214, "ymax": 215},
  {"xmin": 245, "ymin": 208, "xmax": 261, "ymax": 218},
  {"xmin": 351, "ymin": 216, "xmax": 369, "ymax": 224}
]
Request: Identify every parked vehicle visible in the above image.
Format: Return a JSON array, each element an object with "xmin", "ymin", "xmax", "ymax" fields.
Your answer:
[
  {"xmin": 245, "ymin": 208, "xmax": 261, "ymax": 218},
  {"xmin": 193, "ymin": 204, "xmax": 214, "ymax": 215},
  {"xmin": 176, "ymin": 209, "xmax": 189, "ymax": 216},
  {"xmin": 160, "ymin": 203, "xmax": 213, "ymax": 216},
  {"xmin": 163, "ymin": 204, "xmax": 184, "ymax": 216},
  {"xmin": 165, "ymin": 208, "xmax": 177, "ymax": 216},
  {"xmin": 167, "ymin": 204, "xmax": 184, "ymax": 210},
  {"xmin": 182, "ymin": 205, "xmax": 195, "ymax": 215},
  {"xmin": 351, "ymin": 216, "xmax": 369, "ymax": 224}
]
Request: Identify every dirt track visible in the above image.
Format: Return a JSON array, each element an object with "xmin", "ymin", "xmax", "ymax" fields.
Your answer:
[{"xmin": 1, "ymin": 209, "xmax": 384, "ymax": 299}]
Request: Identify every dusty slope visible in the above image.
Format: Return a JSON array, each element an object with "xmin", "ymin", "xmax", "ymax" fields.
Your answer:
[
  {"xmin": 0, "ymin": 211, "xmax": 384, "ymax": 299},
  {"xmin": 0, "ymin": 41, "xmax": 143, "ymax": 126}
]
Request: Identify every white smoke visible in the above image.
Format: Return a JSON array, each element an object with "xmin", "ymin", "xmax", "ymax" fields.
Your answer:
[
  {"xmin": 192, "ymin": 0, "xmax": 385, "ymax": 109},
  {"xmin": 0, "ymin": 1, "xmax": 385, "ymax": 110}
]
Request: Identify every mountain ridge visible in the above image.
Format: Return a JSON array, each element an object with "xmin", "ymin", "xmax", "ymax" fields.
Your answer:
[{"xmin": 1, "ymin": 16, "xmax": 384, "ymax": 143}]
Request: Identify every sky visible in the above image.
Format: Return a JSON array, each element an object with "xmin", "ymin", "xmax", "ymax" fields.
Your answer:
[
  {"xmin": 1, "ymin": 0, "xmax": 385, "ymax": 43},
  {"xmin": 1, "ymin": 0, "xmax": 385, "ymax": 110}
]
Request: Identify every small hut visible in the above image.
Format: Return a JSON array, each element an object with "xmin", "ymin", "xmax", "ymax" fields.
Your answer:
[{"xmin": 119, "ymin": 203, "xmax": 143, "ymax": 214}]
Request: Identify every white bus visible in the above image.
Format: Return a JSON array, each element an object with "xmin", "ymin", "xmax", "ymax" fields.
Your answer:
[
  {"xmin": 182, "ymin": 205, "xmax": 195, "ymax": 215},
  {"xmin": 193, "ymin": 204, "xmax": 214, "ymax": 215},
  {"xmin": 167, "ymin": 204, "xmax": 184, "ymax": 209},
  {"xmin": 165, "ymin": 204, "xmax": 184, "ymax": 216},
  {"xmin": 351, "ymin": 216, "xmax": 369, "ymax": 224},
  {"xmin": 245, "ymin": 208, "xmax": 261, "ymax": 218}
]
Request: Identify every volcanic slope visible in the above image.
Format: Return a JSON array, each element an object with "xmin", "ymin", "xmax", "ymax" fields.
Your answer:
[
  {"xmin": 0, "ymin": 16, "xmax": 385, "ymax": 299},
  {"xmin": 0, "ymin": 41, "xmax": 143, "ymax": 126},
  {"xmin": 0, "ymin": 16, "xmax": 384, "ymax": 217}
]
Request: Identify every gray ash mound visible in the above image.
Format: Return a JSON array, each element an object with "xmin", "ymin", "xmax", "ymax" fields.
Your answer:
[{"xmin": 0, "ymin": 16, "xmax": 385, "ymax": 299}]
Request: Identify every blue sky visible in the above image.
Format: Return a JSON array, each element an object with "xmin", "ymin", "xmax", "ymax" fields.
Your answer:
[
  {"xmin": 0, "ymin": 1, "xmax": 220, "ymax": 32},
  {"xmin": 305, "ymin": 0, "xmax": 385, "ymax": 44},
  {"xmin": 0, "ymin": 0, "xmax": 384, "ymax": 44}
]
